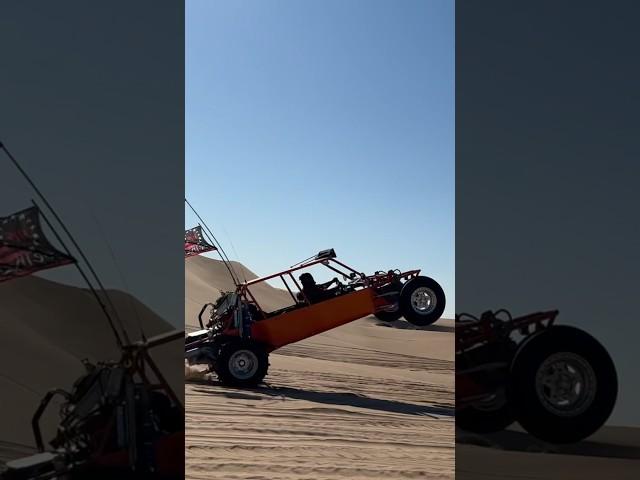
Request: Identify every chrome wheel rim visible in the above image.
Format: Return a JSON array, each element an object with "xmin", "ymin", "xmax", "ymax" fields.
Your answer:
[
  {"xmin": 535, "ymin": 352, "xmax": 597, "ymax": 417},
  {"xmin": 410, "ymin": 287, "xmax": 437, "ymax": 315},
  {"xmin": 229, "ymin": 349, "xmax": 259, "ymax": 380}
]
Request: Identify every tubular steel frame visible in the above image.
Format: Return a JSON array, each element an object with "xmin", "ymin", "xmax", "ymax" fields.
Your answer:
[
  {"xmin": 237, "ymin": 255, "xmax": 421, "ymax": 318},
  {"xmin": 456, "ymin": 310, "xmax": 559, "ymax": 353}
]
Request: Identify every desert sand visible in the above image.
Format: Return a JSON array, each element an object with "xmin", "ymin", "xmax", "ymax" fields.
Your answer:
[
  {"xmin": 185, "ymin": 255, "xmax": 454, "ymax": 479},
  {"xmin": 0, "ymin": 275, "xmax": 183, "ymax": 465},
  {"xmin": 456, "ymin": 425, "xmax": 640, "ymax": 479}
]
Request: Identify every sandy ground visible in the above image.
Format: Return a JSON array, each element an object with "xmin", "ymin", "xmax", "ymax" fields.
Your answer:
[
  {"xmin": 0, "ymin": 275, "xmax": 182, "ymax": 465},
  {"xmin": 185, "ymin": 256, "xmax": 454, "ymax": 479},
  {"xmin": 456, "ymin": 425, "xmax": 640, "ymax": 479}
]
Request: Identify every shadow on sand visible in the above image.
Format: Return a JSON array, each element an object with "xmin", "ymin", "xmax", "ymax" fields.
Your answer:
[
  {"xmin": 372, "ymin": 319, "xmax": 455, "ymax": 333},
  {"xmin": 457, "ymin": 428, "xmax": 640, "ymax": 460},
  {"xmin": 191, "ymin": 381, "xmax": 454, "ymax": 418}
]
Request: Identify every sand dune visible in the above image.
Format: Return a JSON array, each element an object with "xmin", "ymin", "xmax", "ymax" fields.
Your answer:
[
  {"xmin": 185, "ymin": 256, "xmax": 454, "ymax": 479},
  {"xmin": 0, "ymin": 275, "xmax": 182, "ymax": 462}
]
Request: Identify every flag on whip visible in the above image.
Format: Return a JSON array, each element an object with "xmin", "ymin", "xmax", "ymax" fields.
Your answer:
[
  {"xmin": 185, "ymin": 225, "xmax": 217, "ymax": 257},
  {"xmin": 0, "ymin": 206, "xmax": 76, "ymax": 282}
]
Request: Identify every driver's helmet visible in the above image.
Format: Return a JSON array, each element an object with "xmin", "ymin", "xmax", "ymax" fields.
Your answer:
[{"xmin": 299, "ymin": 272, "xmax": 316, "ymax": 288}]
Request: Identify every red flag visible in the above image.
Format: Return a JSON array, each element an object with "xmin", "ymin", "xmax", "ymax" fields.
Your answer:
[
  {"xmin": 0, "ymin": 207, "xmax": 75, "ymax": 282},
  {"xmin": 185, "ymin": 225, "xmax": 217, "ymax": 257}
]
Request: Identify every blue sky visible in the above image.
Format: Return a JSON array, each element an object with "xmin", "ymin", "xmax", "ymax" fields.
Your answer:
[{"xmin": 186, "ymin": 0, "xmax": 454, "ymax": 315}]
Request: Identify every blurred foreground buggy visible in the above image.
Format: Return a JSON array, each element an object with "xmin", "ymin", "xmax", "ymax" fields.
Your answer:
[
  {"xmin": 185, "ymin": 249, "xmax": 446, "ymax": 386},
  {"xmin": 2, "ymin": 331, "xmax": 184, "ymax": 480},
  {"xmin": 0, "ymin": 150, "xmax": 184, "ymax": 479},
  {"xmin": 456, "ymin": 309, "xmax": 617, "ymax": 443}
]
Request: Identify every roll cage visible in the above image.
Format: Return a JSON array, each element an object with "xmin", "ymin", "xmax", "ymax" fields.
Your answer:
[
  {"xmin": 456, "ymin": 309, "xmax": 559, "ymax": 353},
  {"xmin": 238, "ymin": 248, "xmax": 420, "ymax": 320}
]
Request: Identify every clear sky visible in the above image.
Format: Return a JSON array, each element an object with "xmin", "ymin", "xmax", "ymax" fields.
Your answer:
[{"xmin": 186, "ymin": 0, "xmax": 454, "ymax": 315}]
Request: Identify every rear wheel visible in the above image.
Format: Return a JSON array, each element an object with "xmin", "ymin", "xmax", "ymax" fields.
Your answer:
[
  {"xmin": 509, "ymin": 326, "xmax": 617, "ymax": 443},
  {"xmin": 215, "ymin": 341, "xmax": 269, "ymax": 387},
  {"xmin": 399, "ymin": 276, "xmax": 445, "ymax": 326}
]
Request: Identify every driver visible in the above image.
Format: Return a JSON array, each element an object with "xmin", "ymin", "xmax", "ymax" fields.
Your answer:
[{"xmin": 298, "ymin": 273, "xmax": 341, "ymax": 304}]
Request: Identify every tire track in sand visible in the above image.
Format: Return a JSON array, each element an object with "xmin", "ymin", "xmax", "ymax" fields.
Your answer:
[{"xmin": 187, "ymin": 361, "xmax": 454, "ymax": 479}]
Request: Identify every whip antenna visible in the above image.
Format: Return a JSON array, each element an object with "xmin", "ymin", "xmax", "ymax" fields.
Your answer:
[
  {"xmin": 1, "ymin": 141, "xmax": 131, "ymax": 348},
  {"xmin": 185, "ymin": 198, "xmax": 241, "ymax": 286}
]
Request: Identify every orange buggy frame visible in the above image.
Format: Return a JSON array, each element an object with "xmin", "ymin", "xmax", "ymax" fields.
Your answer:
[
  {"xmin": 226, "ymin": 250, "xmax": 421, "ymax": 351},
  {"xmin": 186, "ymin": 249, "xmax": 446, "ymax": 387}
]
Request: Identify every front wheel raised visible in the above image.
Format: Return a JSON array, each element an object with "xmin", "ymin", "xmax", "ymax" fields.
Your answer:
[
  {"xmin": 399, "ymin": 276, "xmax": 446, "ymax": 326},
  {"xmin": 509, "ymin": 326, "xmax": 617, "ymax": 443},
  {"xmin": 215, "ymin": 341, "xmax": 269, "ymax": 387}
]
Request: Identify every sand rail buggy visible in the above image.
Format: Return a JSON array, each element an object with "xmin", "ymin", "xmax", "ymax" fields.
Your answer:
[
  {"xmin": 2, "ymin": 331, "xmax": 184, "ymax": 480},
  {"xmin": 185, "ymin": 248, "xmax": 446, "ymax": 386},
  {"xmin": 456, "ymin": 309, "xmax": 617, "ymax": 444}
]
